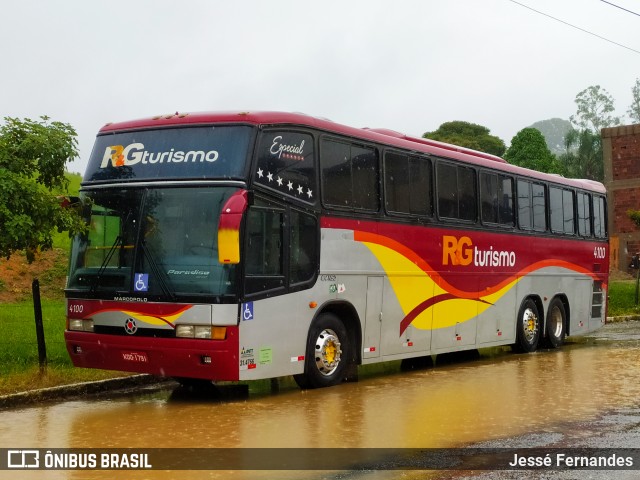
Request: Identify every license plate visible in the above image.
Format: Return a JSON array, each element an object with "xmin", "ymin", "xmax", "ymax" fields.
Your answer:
[{"xmin": 121, "ymin": 351, "xmax": 149, "ymax": 363}]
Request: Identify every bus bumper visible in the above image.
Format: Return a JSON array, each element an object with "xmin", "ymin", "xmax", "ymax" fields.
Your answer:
[{"xmin": 64, "ymin": 329, "xmax": 239, "ymax": 381}]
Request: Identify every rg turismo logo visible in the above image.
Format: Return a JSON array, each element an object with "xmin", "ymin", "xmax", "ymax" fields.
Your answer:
[{"xmin": 124, "ymin": 318, "xmax": 138, "ymax": 335}]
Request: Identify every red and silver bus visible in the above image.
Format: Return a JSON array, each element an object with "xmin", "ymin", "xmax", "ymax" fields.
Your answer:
[{"xmin": 64, "ymin": 111, "xmax": 608, "ymax": 388}]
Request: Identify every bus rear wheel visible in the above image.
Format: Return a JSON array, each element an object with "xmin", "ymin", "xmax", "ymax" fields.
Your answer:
[
  {"xmin": 544, "ymin": 298, "xmax": 566, "ymax": 348},
  {"xmin": 294, "ymin": 312, "xmax": 349, "ymax": 389},
  {"xmin": 513, "ymin": 298, "xmax": 541, "ymax": 353}
]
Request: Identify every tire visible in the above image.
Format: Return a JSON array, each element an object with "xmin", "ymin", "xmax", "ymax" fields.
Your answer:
[
  {"xmin": 544, "ymin": 297, "xmax": 566, "ymax": 348},
  {"xmin": 513, "ymin": 298, "xmax": 541, "ymax": 353},
  {"xmin": 294, "ymin": 312, "xmax": 349, "ymax": 389}
]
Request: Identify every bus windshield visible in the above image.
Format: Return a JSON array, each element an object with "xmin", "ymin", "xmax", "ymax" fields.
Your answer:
[{"xmin": 67, "ymin": 186, "xmax": 239, "ymax": 299}]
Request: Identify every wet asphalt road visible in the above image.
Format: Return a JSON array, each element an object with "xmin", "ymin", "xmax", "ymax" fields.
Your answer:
[
  {"xmin": 2, "ymin": 320, "xmax": 640, "ymax": 480},
  {"xmin": 445, "ymin": 320, "xmax": 640, "ymax": 480}
]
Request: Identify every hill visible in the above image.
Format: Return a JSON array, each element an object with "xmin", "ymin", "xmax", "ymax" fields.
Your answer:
[
  {"xmin": 0, "ymin": 248, "xmax": 68, "ymax": 302},
  {"xmin": 529, "ymin": 118, "xmax": 572, "ymax": 155}
]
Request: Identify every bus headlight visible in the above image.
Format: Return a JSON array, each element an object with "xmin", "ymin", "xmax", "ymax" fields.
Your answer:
[
  {"xmin": 176, "ymin": 325, "xmax": 195, "ymax": 338},
  {"xmin": 195, "ymin": 326, "xmax": 212, "ymax": 339},
  {"xmin": 69, "ymin": 319, "xmax": 94, "ymax": 332},
  {"xmin": 175, "ymin": 325, "xmax": 226, "ymax": 340}
]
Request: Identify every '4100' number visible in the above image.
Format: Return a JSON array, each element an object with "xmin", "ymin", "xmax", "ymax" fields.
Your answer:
[
  {"xmin": 69, "ymin": 304, "xmax": 84, "ymax": 314},
  {"xmin": 594, "ymin": 246, "xmax": 607, "ymax": 259}
]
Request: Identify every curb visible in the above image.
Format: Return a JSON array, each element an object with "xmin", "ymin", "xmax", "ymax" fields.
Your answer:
[{"xmin": 0, "ymin": 375, "xmax": 174, "ymax": 410}]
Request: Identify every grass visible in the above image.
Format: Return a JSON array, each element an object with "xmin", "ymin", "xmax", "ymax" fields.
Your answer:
[
  {"xmin": 608, "ymin": 278, "xmax": 640, "ymax": 317},
  {"xmin": 0, "ymin": 171, "xmax": 132, "ymax": 396},
  {"xmin": 0, "ymin": 299, "xmax": 127, "ymax": 396}
]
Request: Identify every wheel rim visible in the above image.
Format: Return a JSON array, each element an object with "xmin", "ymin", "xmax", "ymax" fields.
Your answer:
[
  {"xmin": 522, "ymin": 307, "xmax": 538, "ymax": 344},
  {"xmin": 314, "ymin": 328, "xmax": 342, "ymax": 376},
  {"xmin": 549, "ymin": 305, "xmax": 563, "ymax": 339}
]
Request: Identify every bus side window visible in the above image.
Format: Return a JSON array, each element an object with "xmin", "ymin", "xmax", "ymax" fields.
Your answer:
[
  {"xmin": 593, "ymin": 195, "xmax": 607, "ymax": 238},
  {"xmin": 290, "ymin": 210, "xmax": 318, "ymax": 285},
  {"xmin": 384, "ymin": 151, "xmax": 432, "ymax": 217},
  {"xmin": 437, "ymin": 163, "xmax": 458, "ymax": 218},
  {"xmin": 481, "ymin": 172, "xmax": 514, "ymax": 226},
  {"xmin": 458, "ymin": 166, "xmax": 477, "ymax": 222},
  {"xmin": 550, "ymin": 187, "xmax": 564, "ymax": 234},
  {"xmin": 245, "ymin": 207, "xmax": 285, "ymax": 294},
  {"xmin": 517, "ymin": 180, "xmax": 532, "ymax": 230},
  {"xmin": 437, "ymin": 162, "xmax": 476, "ymax": 222},
  {"xmin": 321, "ymin": 138, "xmax": 379, "ymax": 212},
  {"xmin": 532, "ymin": 183, "xmax": 547, "ymax": 231},
  {"xmin": 562, "ymin": 189, "xmax": 575, "ymax": 235},
  {"xmin": 550, "ymin": 187, "xmax": 575, "ymax": 235},
  {"xmin": 577, "ymin": 192, "xmax": 592, "ymax": 237}
]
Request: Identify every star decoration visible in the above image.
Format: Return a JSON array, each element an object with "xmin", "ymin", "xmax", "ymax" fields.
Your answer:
[{"xmin": 256, "ymin": 164, "xmax": 314, "ymax": 202}]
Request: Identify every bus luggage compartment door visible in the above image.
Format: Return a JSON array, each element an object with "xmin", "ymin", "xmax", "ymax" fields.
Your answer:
[{"xmin": 363, "ymin": 276, "xmax": 383, "ymax": 359}]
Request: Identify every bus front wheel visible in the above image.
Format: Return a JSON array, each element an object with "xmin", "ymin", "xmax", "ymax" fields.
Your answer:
[
  {"xmin": 514, "ymin": 298, "xmax": 541, "ymax": 353},
  {"xmin": 294, "ymin": 312, "xmax": 349, "ymax": 389}
]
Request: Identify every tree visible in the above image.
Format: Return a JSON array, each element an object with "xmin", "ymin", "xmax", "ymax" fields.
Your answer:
[
  {"xmin": 558, "ymin": 128, "xmax": 603, "ymax": 181},
  {"xmin": 423, "ymin": 121, "xmax": 506, "ymax": 157},
  {"xmin": 628, "ymin": 78, "xmax": 640, "ymax": 124},
  {"xmin": 0, "ymin": 116, "xmax": 85, "ymax": 262},
  {"xmin": 528, "ymin": 118, "xmax": 572, "ymax": 155},
  {"xmin": 569, "ymin": 85, "xmax": 621, "ymax": 132},
  {"xmin": 504, "ymin": 128, "xmax": 562, "ymax": 174}
]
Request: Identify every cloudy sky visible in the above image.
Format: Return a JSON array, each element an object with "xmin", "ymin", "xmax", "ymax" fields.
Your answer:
[{"xmin": 2, "ymin": 0, "xmax": 639, "ymax": 174}]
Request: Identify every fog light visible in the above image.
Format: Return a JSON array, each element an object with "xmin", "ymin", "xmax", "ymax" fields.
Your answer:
[
  {"xmin": 73, "ymin": 345, "xmax": 83, "ymax": 354},
  {"xmin": 201, "ymin": 355, "xmax": 212, "ymax": 364}
]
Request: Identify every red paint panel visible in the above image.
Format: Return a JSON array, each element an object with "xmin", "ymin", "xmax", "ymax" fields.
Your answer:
[
  {"xmin": 322, "ymin": 216, "xmax": 608, "ymax": 294},
  {"xmin": 64, "ymin": 327, "xmax": 239, "ymax": 381}
]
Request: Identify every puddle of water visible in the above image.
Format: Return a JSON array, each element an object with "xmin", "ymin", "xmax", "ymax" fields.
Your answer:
[{"xmin": 2, "ymin": 325, "xmax": 640, "ymax": 479}]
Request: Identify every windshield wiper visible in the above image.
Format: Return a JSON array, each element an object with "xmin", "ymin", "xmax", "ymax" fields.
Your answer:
[
  {"xmin": 140, "ymin": 240, "xmax": 177, "ymax": 302},
  {"xmin": 89, "ymin": 207, "xmax": 133, "ymax": 294},
  {"xmin": 90, "ymin": 235, "xmax": 122, "ymax": 293}
]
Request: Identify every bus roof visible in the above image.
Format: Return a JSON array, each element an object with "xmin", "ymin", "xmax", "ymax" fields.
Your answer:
[{"xmin": 98, "ymin": 111, "xmax": 606, "ymax": 194}]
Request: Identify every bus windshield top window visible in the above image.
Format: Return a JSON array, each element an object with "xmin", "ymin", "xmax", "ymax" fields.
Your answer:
[{"xmin": 83, "ymin": 126, "xmax": 253, "ymax": 183}]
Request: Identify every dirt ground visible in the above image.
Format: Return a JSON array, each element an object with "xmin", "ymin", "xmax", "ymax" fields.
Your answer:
[{"xmin": 0, "ymin": 248, "xmax": 68, "ymax": 303}]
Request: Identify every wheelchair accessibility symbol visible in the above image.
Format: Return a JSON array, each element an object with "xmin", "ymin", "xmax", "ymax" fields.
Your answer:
[
  {"xmin": 242, "ymin": 302, "xmax": 254, "ymax": 321},
  {"xmin": 134, "ymin": 273, "xmax": 149, "ymax": 292}
]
